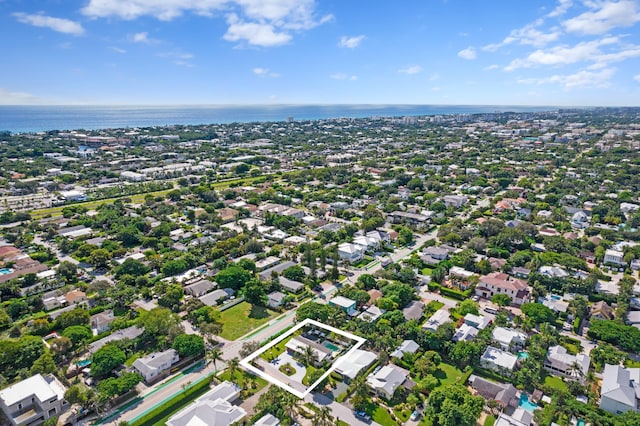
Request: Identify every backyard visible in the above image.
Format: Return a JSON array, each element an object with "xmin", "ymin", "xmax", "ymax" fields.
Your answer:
[{"xmin": 218, "ymin": 302, "xmax": 278, "ymax": 340}]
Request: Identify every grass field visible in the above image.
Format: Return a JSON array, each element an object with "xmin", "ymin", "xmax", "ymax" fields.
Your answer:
[
  {"xmin": 372, "ymin": 406, "xmax": 398, "ymax": 426},
  {"xmin": 544, "ymin": 375, "xmax": 568, "ymax": 391},
  {"xmin": 218, "ymin": 301, "xmax": 278, "ymax": 340},
  {"xmin": 29, "ymin": 175, "xmax": 268, "ymax": 219},
  {"xmin": 434, "ymin": 362, "xmax": 466, "ymax": 386}
]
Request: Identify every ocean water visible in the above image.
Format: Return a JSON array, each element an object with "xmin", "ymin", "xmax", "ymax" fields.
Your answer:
[{"xmin": 0, "ymin": 104, "xmax": 557, "ymax": 134}]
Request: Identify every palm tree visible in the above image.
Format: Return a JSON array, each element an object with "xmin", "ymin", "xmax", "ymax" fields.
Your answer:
[
  {"xmin": 227, "ymin": 357, "xmax": 240, "ymax": 379},
  {"xmin": 301, "ymin": 345, "xmax": 316, "ymax": 367},
  {"xmin": 312, "ymin": 406, "xmax": 334, "ymax": 426},
  {"xmin": 207, "ymin": 347, "xmax": 223, "ymax": 371}
]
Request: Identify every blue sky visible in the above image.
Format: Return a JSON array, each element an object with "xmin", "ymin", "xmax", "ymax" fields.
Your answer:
[{"xmin": 1, "ymin": 0, "xmax": 640, "ymax": 106}]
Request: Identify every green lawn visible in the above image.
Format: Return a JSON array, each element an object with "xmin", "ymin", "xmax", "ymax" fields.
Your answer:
[
  {"xmin": 372, "ymin": 406, "xmax": 398, "ymax": 426},
  {"xmin": 218, "ymin": 302, "xmax": 278, "ymax": 340},
  {"xmin": 421, "ymin": 267, "xmax": 434, "ymax": 276},
  {"xmin": 261, "ymin": 336, "xmax": 291, "ymax": 361},
  {"xmin": 544, "ymin": 375, "xmax": 568, "ymax": 391},
  {"xmin": 484, "ymin": 415, "xmax": 497, "ymax": 426},
  {"xmin": 218, "ymin": 369, "xmax": 268, "ymax": 395},
  {"xmin": 435, "ymin": 362, "xmax": 466, "ymax": 386},
  {"xmin": 393, "ymin": 407, "xmax": 411, "ymax": 422}
]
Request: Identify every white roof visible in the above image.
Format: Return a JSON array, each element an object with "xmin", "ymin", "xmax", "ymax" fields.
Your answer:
[
  {"xmin": 464, "ymin": 313, "xmax": 491, "ymax": 329},
  {"xmin": 367, "ymin": 364, "xmax": 409, "ymax": 396},
  {"xmin": 330, "ymin": 295, "xmax": 356, "ymax": 308},
  {"xmin": 335, "ymin": 349, "xmax": 377, "ymax": 379},
  {"xmin": 601, "ymin": 364, "xmax": 640, "ymax": 409},
  {"xmin": 453, "ymin": 323, "xmax": 479, "ymax": 342},
  {"xmin": 481, "ymin": 346, "xmax": 518, "ymax": 371},
  {"xmin": 391, "ymin": 340, "xmax": 420, "ymax": 358},
  {"xmin": 422, "ymin": 308, "xmax": 451, "ymax": 332},
  {"xmin": 492, "ymin": 327, "xmax": 527, "ymax": 346},
  {"xmin": 0, "ymin": 374, "xmax": 65, "ymax": 406}
]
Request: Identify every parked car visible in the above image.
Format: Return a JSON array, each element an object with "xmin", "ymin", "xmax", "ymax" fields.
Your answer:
[
  {"xmin": 410, "ymin": 410, "xmax": 421, "ymax": 421},
  {"xmin": 355, "ymin": 410, "xmax": 371, "ymax": 421}
]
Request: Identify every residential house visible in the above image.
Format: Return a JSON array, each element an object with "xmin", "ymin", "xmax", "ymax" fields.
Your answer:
[
  {"xmin": 366, "ymin": 364, "xmax": 412, "ymax": 399},
  {"xmin": 538, "ymin": 294, "xmax": 569, "ymax": 313},
  {"xmin": 329, "ymin": 296, "xmax": 357, "ymax": 316},
  {"xmin": 453, "ymin": 323, "xmax": 479, "ymax": 342},
  {"xmin": 278, "ymin": 276, "xmax": 305, "ymax": 293},
  {"xmin": 184, "ymin": 279, "xmax": 216, "ymax": 297},
  {"xmin": 285, "ymin": 336, "xmax": 332, "ymax": 366},
  {"xmin": 468, "ymin": 375, "xmax": 518, "ymax": 409},
  {"xmin": 492, "ymin": 327, "xmax": 528, "ymax": 351},
  {"xmin": 254, "ymin": 414, "xmax": 280, "ymax": 426},
  {"xmin": 167, "ymin": 381, "xmax": 245, "ymax": 426},
  {"xmin": 604, "ymin": 249, "xmax": 625, "ymax": 266},
  {"xmin": 590, "ymin": 301, "xmax": 614, "ymax": 321},
  {"xmin": 258, "ymin": 261, "xmax": 297, "ymax": 281},
  {"xmin": 89, "ymin": 326, "xmax": 144, "ymax": 353},
  {"xmin": 494, "ymin": 409, "xmax": 534, "ymax": 426},
  {"xmin": 480, "ymin": 346, "xmax": 518, "ymax": 375},
  {"xmin": 199, "ymin": 289, "xmax": 235, "ymax": 306},
  {"xmin": 600, "ymin": 364, "xmax": 640, "ymax": 414},
  {"xmin": 388, "ymin": 211, "xmax": 429, "ymax": 227},
  {"xmin": 544, "ymin": 345, "xmax": 590, "ymax": 382},
  {"xmin": 402, "ymin": 301, "xmax": 425, "ymax": 321},
  {"xmin": 443, "ymin": 195, "xmax": 468, "ymax": 209},
  {"xmin": 422, "ymin": 309, "xmax": 451, "ymax": 332},
  {"xmin": 90, "ymin": 310, "xmax": 115, "ymax": 334},
  {"xmin": 0, "ymin": 374, "xmax": 68, "ymax": 426},
  {"xmin": 334, "ymin": 349, "xmax": 377, "ymax": 382},
  {"xmin": 266, "ymin": 291, "xmax": 286, "ymax": 309},
  {"xmin": 390, "ymin": 340, "xmax": 420, "ymax": 359},
  {"xmin": 337, "ymin": 242, "xmax": 365, "ymax": 263},
  {"xmin": 448, "ymin": 266, "xmax": 477, "ymax": 290},
  {"xmin": 475, "ymin": 272, "xmax": 530, "ymax": 306},
  {"xmin": 464, "ymin": 313, "xmax": 491, "ymax": 330},
  {"xmin": 358, "ymin": 305, "xmax": 384, "ymax": 322},
  {"xmin": 133, "ymin": 349, "xmax": 180, "ymax": 384},
  {"xmin": 64, "ymin": 289, "xmax": 88, "ymax": 305}
]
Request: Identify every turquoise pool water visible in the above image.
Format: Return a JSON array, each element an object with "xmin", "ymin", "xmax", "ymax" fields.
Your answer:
[
  {"xmin": 0, "ymin": 268, "xmax": 12, "ymax": 275},
  {"xmin": 577, "ymin": 420, "xmax": 585, "ymax": 426},
  {"xmin": 518, "ymin": 393, "xmax": 538, "ymax": 411},
  {"xmin": 517, "ymin": 351, "xmax": 529, "ymax": 360},
  {"xmin": 76, "ymin": 359, "xmax": 92, "ymax": 367},
  {"xmin": 324, "ymin": 342, "xmax": 340, "ymax": 351}
]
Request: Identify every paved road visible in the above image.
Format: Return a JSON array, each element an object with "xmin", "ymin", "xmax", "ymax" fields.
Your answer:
[{"xmin": 305, "ymin": 391, "xmax": 381, "ymax": 426}]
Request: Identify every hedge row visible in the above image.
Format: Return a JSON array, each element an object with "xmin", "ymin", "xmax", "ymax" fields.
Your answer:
[{"xmin": 129, "ymin": 375, "xmax": 212, "ymax": 426}]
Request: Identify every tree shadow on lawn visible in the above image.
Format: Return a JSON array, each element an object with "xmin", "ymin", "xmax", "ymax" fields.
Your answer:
[{"xmin": 249, "ymin": 304, "xmax": 271, "ymax": 319}]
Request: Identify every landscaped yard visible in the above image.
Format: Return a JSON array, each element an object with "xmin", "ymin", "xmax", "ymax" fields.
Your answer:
[
  {"xmin": 544, "ymin": 375, "xmax": 568, "ymax": 392},
  {"xmin": 421, "ymin": 267, "xmax": 434, "ymax": 275},
  {"xmin": 435, "ymin": 362, "xmax": 468, "ymax": 386},
  {"xmin": 218, "ymin": 369, "xmax": 268, "ymax": 394},
  {"xmin": 218, "ymin": 302, "xmax": 278, "ymax": 340},
  {"xmin": 372, "ymin": 406, "xmax": 398, "ymax": 426}
]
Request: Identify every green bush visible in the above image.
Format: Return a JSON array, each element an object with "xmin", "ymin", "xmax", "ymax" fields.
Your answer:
[{"xmin": 438, "ymin": 286, "xmax": 471, "ymax": 300}]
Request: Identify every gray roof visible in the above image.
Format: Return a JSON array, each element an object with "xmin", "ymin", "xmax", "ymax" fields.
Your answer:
[
  {"xmin": 402, "ymin": 301, "xmax": 425, "ymax": 321},
  {"xmin": 199, "ymin": 288, "xmax": 234, "ymax": 306},
  {"xmin": 89, "ymin": 326, "xmax": 144, "ymax": 353},
  {"xmin": 258, "ymin": 261, "xmax": 297, "ymax": 280},
  {"xmin": 279, "ymin": 276, "xmax": 304, "ymax": 292},
  {"xmin": 601, "ymin": 364, "xmax": 640, "ymax": 409},
  {"xmin": 184, "ymin": 279, "xmax": 216, "ymax": 296}
]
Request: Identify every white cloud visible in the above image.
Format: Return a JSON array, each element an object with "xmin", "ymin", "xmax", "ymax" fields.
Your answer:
[
  {"xmin": 253, "ymin": 67, "xmax": 280, "ymax": 77},
  {"xmin": 130, "ymin": 32, "xmax": 159, "ymax": 44},
  {"xmin": 330, "ymin": 73, "xmax": 357, "ymax": 80},
  {"xmin": 339, "ymin": 35, "xmax": 365, "ymax": 48},
  {"xmin": 547, "ymin": 0, "xmax": 573, "ymax": 18},
  {"xmin": 108, "ymin": 46, "xmax": 127, "ymax": 53},
  {"xmin": 82, "ymin": 0, "xmax": 332, "ymax": 46},
  {"xmin": 457, "ymin": 47, "xmax": 477, "ymax": 60},
  {"xmin": 398, "ymin": 65, "xmax": 423, "ymax": 74},
  {"xmin": 504, "ymin": 36, "xmax": 621, "ymax": 71},
  {"xmin": 13, "ymin": 12, "xmax": 84, "ymax": 35},
  {"xmin": 563, "ymin": 0, "xmax": 640, "ymax": 34},
  {"xmin": 429, "ymin": 73, "xmax": 440, "ymax": 81},
  {"xmin": 158, "ymin": 51, "xmax": 194, "ymax": 60},
  {"xmin": 224, "ymin": 14, "xmax": 292, "ymax": 46},
  {"xmin": 484, "ymin": 64, "xmax": 500, "ymax": 70},
  {"xmin": 483, "ymin": 20, "xmax": 561, "ymax": 51},
  {"xmin": 0, "ymin": 88, "xmax": 45, "ymax": 105},
  {"xmin": 517, "ymin": 67, "xmax": 616, "ymax": 88},
  {"xmin": 634, "ymin": 74, "xmax": 640, "ymax": 82}
]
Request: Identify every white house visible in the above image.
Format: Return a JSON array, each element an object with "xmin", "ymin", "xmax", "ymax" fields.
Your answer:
[
  {"xmin": 337, "ymin": 242, "xmax": 365, "ymax": 263},
  {"xmin": 453, "ymin": 323, "xmax": 479, "ymax": 342},
  {"xmin": 422, "ymin": 309, "xmax": 451, "ymax": 332},
  {"xmin": 464, "ymin": 313, "xmax": 491, "ymax": 330},
  {"xmin": 600, "ymin": 364, "xmax": 640, "ymax": 415},
  {"xmin": 480, "ymin": 346, "xmax": 518, "ymax": 375},
  {"xmin": 334, "ymin": 349, "xmax": 377, "ymax": 382},
  {"xmin": 167, "ymin": 381, "xmax": 245, "ymax": 426},
  {"xmin": 366, "ymin": 364, "xmax": 410, "ymax": 399},
  {"xmin": 266, "ymin": 291, "xmax": 286, "ymax": 309},
  {"xmin": 133, "ymin": 349, "xmax": 180, "ymax": 383},
  {"xmin": 544, "ymin": 345, "xmax": 590, "ymax": 382},
  {"xmin": 0, "ymin": 374, "xmax": 68, "ymax": 426},
  {"xmin": 604, "ymin": 249, "xmax": 625, "ymax": 266},
  {"xmin": 492, "ymin": 327, "xmax": 528, "ymax": 351},
  {"xmin": 390, "ymin": 340, "xmax": 420, "ymax": 359}
]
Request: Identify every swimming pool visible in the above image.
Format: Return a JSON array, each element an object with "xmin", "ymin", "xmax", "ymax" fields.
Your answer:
[
  {"xmin": 324, "ymin": 342, "xmax": 340, "ymax": 351},
  {"xmin": 577, "ymin": 420, "xmax": 585, "ymax": 426},
  {"xmin": 518, "ymin": 393, "xmax": 538, "ymax": 412},
  {"xmin": 550, "ymin": 294, "xmax": 562, "ymax": 300},
  {"xmin": 517, "ymin": 351, "xmax": 529, "ymax": 360},
  {"xmin": 0, "ymin": 268, "xmax": 13, "ymax": 275},
  {"xmin": 76, "ymin": 359, "xmax": 92, "ymax": 367}
]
